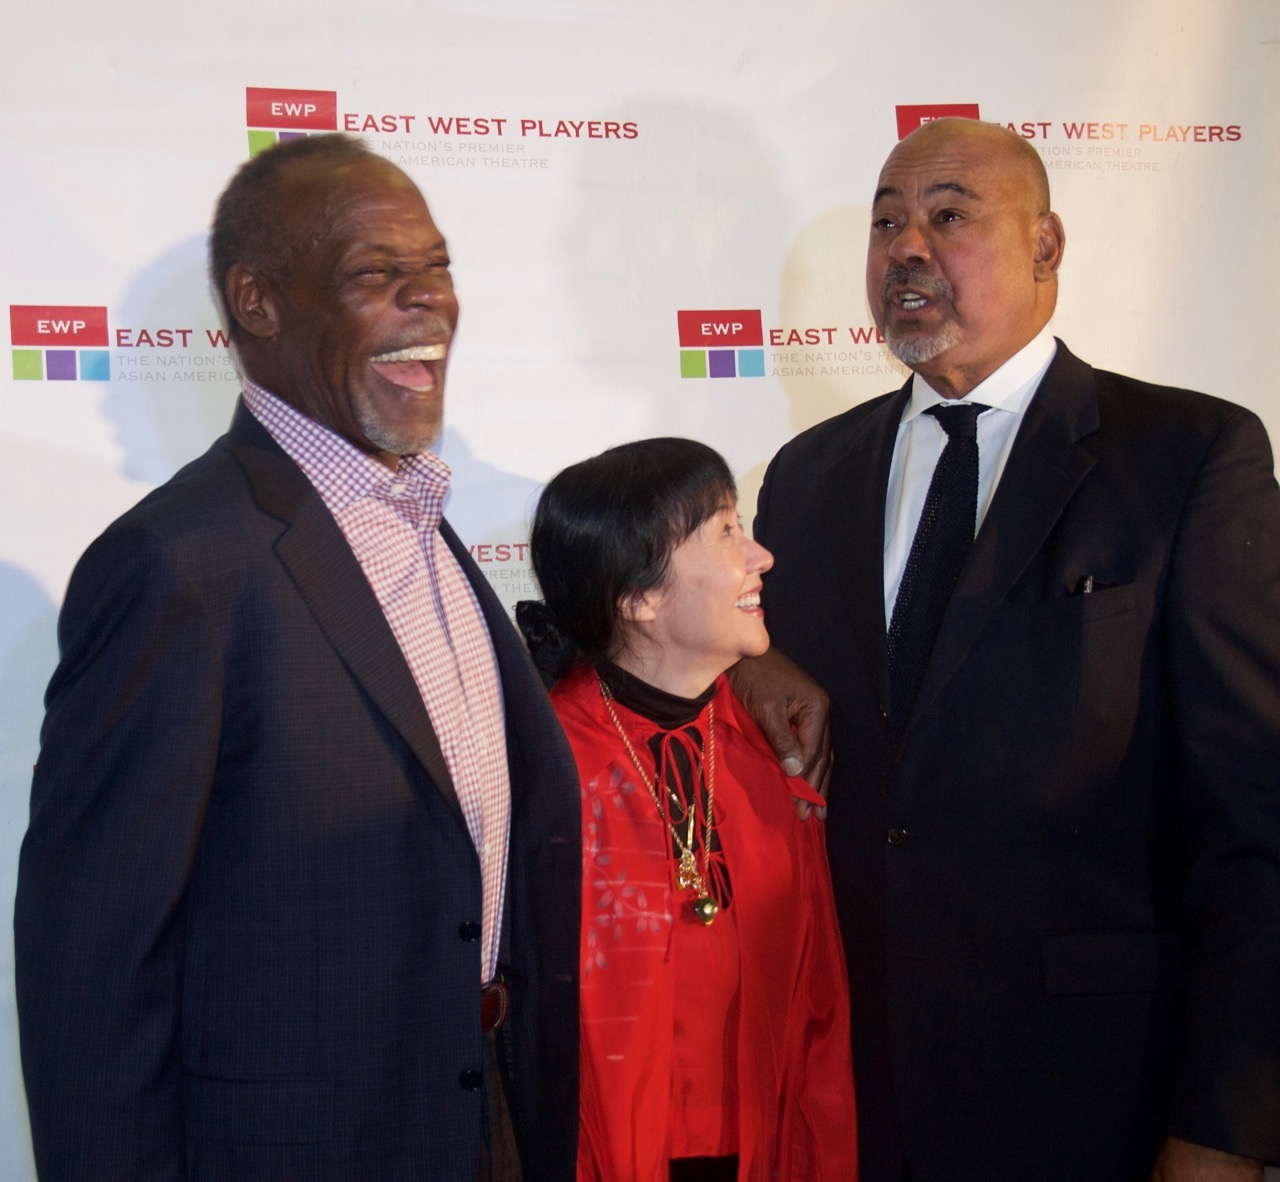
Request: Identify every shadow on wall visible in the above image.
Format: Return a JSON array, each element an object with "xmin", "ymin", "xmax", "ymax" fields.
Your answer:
[
  {"xmin": 419, "ymin": 98, "xmax": 792, "ymax": 585},
  {"xmin": 557, "ymin": 98, "xmax": 788, "ymax": 462},
  {"xmin": 435, "ymin": 427, "xmax": 546, "ymax": 618},
  {"xmin": 104, "ymin": 233, "xmax": 240, "ymax": 486},
  {"xmin": 735, "ymin": 202, "xmax": 910, "ymax": 530},
  {"xmin": 0, "ymin": 562, "xmax": 58, "ymax": 1182},
  {"xmin": 437, "ymin": 427, "xmax": 542, "ymax": 548},
  {"xmin": 776, "ymin": 202, "xmax": 905, "ymax": 435},
  {"xmin": 0, "ymin": 564, "xmax": 57, "ymax": 874},
  {"xmin": 554, "ymin": 98, "xmax": 909, "ymax": 530}
]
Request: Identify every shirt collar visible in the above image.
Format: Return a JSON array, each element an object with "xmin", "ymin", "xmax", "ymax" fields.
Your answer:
[
  {"xmin": 904, "ymin": 327, "xmax": 1057, "ymax": 422},
  {"xmin": 240, "ymin": 379, "xmax": 453, "ymax": 525}
]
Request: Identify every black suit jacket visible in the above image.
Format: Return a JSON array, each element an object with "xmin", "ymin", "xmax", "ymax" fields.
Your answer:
[
  {"xmin": 756, "ymin": 343, "xmax": 1280, "ymax": 1182},
  {"xmin": 15, "ymin": 405, "xmax": 581, "ymax": 1181}
]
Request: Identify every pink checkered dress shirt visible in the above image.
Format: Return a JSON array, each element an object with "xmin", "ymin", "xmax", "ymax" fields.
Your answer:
[{"xmin": 243, "ymin": 382, "xmax": 511, "ymax": 983}]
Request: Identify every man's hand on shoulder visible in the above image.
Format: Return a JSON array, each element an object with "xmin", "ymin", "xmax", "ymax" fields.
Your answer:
[
  {"xmin": 728, "ymin": 647, "xmax": 832, "ymax": 819},
  {"xmin": 1151, "ymin": 1137, "xmax": 1265, "ymax": 1182}
]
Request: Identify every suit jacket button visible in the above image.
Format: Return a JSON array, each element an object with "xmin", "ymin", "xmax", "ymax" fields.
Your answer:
[
  {"xmin": 459, "ymin": 1069, "xmax": 484, "ymax": 1091},
  {"xmin": 887, "ymin": 827, "xmax": 908, "ymax": 846},
  {"xmin": 458, "ymin": 920, "xmax": 482, "ymax": 941}
]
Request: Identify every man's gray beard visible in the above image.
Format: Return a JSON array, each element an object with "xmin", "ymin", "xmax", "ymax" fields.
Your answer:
[
  {"xmin": 354, "ymin": 396, "xmax": 441, "ymax": 458},
  {"xmin": 884, "ymin": 319, "xmax": 962, "ymax": 367},
  {"xmin": 879, "ymin": 263, "xmax": 960, "ymax": 367}
]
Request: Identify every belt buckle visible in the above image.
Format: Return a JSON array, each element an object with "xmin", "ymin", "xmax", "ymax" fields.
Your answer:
[{"xmin": 480, "ymin": 977, "xmax": 509, "ymax": 1033}]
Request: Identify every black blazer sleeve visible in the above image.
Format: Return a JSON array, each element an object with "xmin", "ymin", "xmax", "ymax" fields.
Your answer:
[
  {"xmin": 1162, "ymin": 405, "xmax": 1280, "ymax": 1158},
  {"xmin": 16, "ymin": 520, "xmax": 222, "ymax": 1179}
]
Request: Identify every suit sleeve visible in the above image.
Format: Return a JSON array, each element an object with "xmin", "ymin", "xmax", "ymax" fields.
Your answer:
[
  {"xmin": 15, "ymin": 524, "xmax": 222, "ymax": 1181},
  {"xmin": 1164, "ymin": 408, "xmax": 1280, "ymax": 1161}
]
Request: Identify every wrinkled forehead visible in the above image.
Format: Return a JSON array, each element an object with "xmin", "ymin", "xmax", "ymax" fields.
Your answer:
[
  {"xmin": 285, "ymin": 156, "xmax": 420, "ymax": 218},
  {"xmin": 275, "ymin": 157, "xmax": 437, "ymax": 255}
]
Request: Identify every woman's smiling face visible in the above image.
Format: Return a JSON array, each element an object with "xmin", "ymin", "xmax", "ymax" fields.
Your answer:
[{"xmin": 629, "ymin": 500, "xmax": 774, "ymax": 695}]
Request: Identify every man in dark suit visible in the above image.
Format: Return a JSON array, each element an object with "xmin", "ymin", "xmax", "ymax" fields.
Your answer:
[
  {"xmin": 14, "ymin": 134, "xmax": 580, "ymax": 1181},
  {"xmin": 740, "ymin": 118, "xmax": 1280, "ymax": 1181}
]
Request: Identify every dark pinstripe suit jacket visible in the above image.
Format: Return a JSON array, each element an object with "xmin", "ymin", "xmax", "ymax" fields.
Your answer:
[{"xmin": 15, "ymin": 404, "xmax": 581, "ymax": 1181}]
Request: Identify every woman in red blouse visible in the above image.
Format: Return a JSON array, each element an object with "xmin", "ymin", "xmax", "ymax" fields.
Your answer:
[{"xmin": 518, "ymin": 438, "xmax": 856, "ymax": 1182}]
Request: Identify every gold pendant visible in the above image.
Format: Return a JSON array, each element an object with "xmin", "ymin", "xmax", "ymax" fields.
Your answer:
[
  {"xmin": 693, "ymin": 896, "xmax": 719, "ymax": 925},
  {"xmin": 676, "ymin": 847, "xmax": 699, "ymax": 891}
]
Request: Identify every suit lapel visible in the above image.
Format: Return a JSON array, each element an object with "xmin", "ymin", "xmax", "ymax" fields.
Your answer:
[
  {"xmin": 820, "ymin": 386, "xmax": 908, "ymax": 709},
  {"xmin": 225, "ymin": 405, "xmax": 462, "ymax": 818},
  {"xmin": 908, "ymin": 343, "xmax": 1101, "ymax": 728},
  {"xmin": 440, "ymin": 519, "xmax": 572, "ymax": 796},
  {"xmin": 440, "ymin": 520, "xmax": 578, "ymax": 969}
]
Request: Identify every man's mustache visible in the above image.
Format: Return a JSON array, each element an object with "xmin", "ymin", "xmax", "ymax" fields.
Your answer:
[{"xmin": 882, "ymin": 264, "xmax": 954, "ymax": 303}]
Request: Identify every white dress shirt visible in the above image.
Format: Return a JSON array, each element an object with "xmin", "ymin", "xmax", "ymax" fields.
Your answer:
[{"xmin": 883, "ymin": 328, "xmax": 1058, "ymax": 623}]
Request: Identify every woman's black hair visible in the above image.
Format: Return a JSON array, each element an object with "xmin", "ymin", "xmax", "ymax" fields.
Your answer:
[{"xmin": 517, "ymin": 437, "xmax": 737, "ymax": 684}]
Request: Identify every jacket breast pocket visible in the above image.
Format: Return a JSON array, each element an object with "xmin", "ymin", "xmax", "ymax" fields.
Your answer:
[
  {"xmin": 1073, "ymin": 580, "xmax": 1137, "ymax": 622},
  {"xmin": 184, "ymin": 1073, "xmax": 335, "ymax": 1144},
  {"xmin": 945, "ymin": 583, "xmax": 1139, "ymax": 726},
  {"xmin": 1071, "ymin": 581, "xmax": 1151, "ymax": 744}
]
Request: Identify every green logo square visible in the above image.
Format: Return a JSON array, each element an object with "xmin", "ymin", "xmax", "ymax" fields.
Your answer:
[
  {"xmin": 12, "ymin": 350, "xmax": 43, "ymax": 380},
  {"xmin": 248, "ymin": 130, "xmax": 278, "ymax": 158},
  {"xmin": 680, "ymin": 350, "xmax": 708, "ymax": 379}
]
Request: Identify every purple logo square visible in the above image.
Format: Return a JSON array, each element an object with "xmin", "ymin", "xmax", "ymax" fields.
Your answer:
[
  {"xmin": 46, "ymin": 350, "xmax": 77, "ymax": 380},
  {"xmin": 708, "ymin": 349, "xmax": 737, "ymax": 378}
]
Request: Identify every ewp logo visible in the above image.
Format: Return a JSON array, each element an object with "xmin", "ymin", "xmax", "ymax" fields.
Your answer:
[
  {"xmin": 677, "ymin": 310, "xmax": 765, "ymax": 379},
  {"xmin": 246, "ymin": 87, "xmax": 338, "ymax": 157},
  {"xmin": 10, "ymin": 305, "xmax": 110, "ymax": 381},
  {"xmin": 895, "ymin": 103, "xmax": 981, "ymax": 139}
]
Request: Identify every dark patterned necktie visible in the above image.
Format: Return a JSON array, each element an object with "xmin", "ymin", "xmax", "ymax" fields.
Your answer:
[{"xmin": 887, "ymin": 402, "xmax": 988, "ymax": 731}]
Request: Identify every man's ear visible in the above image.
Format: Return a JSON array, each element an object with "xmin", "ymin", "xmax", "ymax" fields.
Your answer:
[
  {"xmin": 225, "ymin": 262, "xmax": 281, "ymax": 340},
  {"xmin": 618, "ymin": 589, "xmax": 659, "ymax": 625},
  {"xmin": 1032, "ymin": 212, "xmax": 1066, "ymax": 280}
]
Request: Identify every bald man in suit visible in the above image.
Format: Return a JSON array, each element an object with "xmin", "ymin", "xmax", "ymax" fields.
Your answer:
[{"xmin": 738, "ymin": 118, "xmax": 1280, "ymax": 1182}]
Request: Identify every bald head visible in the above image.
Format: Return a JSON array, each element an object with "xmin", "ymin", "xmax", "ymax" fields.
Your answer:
[
  {"xmin": 891, "ymin": 118, "xmax": 1051, "ymax": 216},
  {"xmin": 866, "ymin": 117, "xmax": 1066, "ymax": 398}
]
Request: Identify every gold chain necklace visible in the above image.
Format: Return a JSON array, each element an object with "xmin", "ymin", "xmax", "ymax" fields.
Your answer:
[{"xmin": 596, "ymin": 673, "xmax": 720, "ymax": 924}]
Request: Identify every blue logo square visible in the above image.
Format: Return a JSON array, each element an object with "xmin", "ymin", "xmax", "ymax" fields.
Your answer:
[{"xmin": 79, "ymin": 350, "xmax": 111, "ymax": 381}]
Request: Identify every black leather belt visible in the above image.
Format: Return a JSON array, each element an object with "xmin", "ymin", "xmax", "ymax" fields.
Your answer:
[{"xmin": 481, "ymin": 978, "xmax": 510, "ymax": 1033}]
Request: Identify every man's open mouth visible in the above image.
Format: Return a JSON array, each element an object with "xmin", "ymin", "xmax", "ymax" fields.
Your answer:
[{"xmin": 370, "ymin": 344, "xmax": 448, "ymax": 391}]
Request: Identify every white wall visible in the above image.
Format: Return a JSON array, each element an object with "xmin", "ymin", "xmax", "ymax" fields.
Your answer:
[{"xmin": 2, "ymin": 0, "xmax": 1277, "ymax": 1174}]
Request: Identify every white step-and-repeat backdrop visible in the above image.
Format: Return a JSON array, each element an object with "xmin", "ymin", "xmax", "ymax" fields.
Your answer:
[{"xmin": 2, "ymin": 0, "xmax": 1276, "ymax": 1172}]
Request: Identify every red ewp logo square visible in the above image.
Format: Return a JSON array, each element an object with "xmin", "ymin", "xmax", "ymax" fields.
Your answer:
[
  {"xmin": 246, "ymin": 87, "xmax": 338, "ymax": 131},
  {"xmin": 10, "ymin": 305, "xmax": 108, "ymax": 347},
  {"xmin": 895, "ymin": 104, "xmax": 982, "ymax": 140},
  {"xmin": 677, "ymin": 310, "xmax": 763, "ymax": 348}
]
